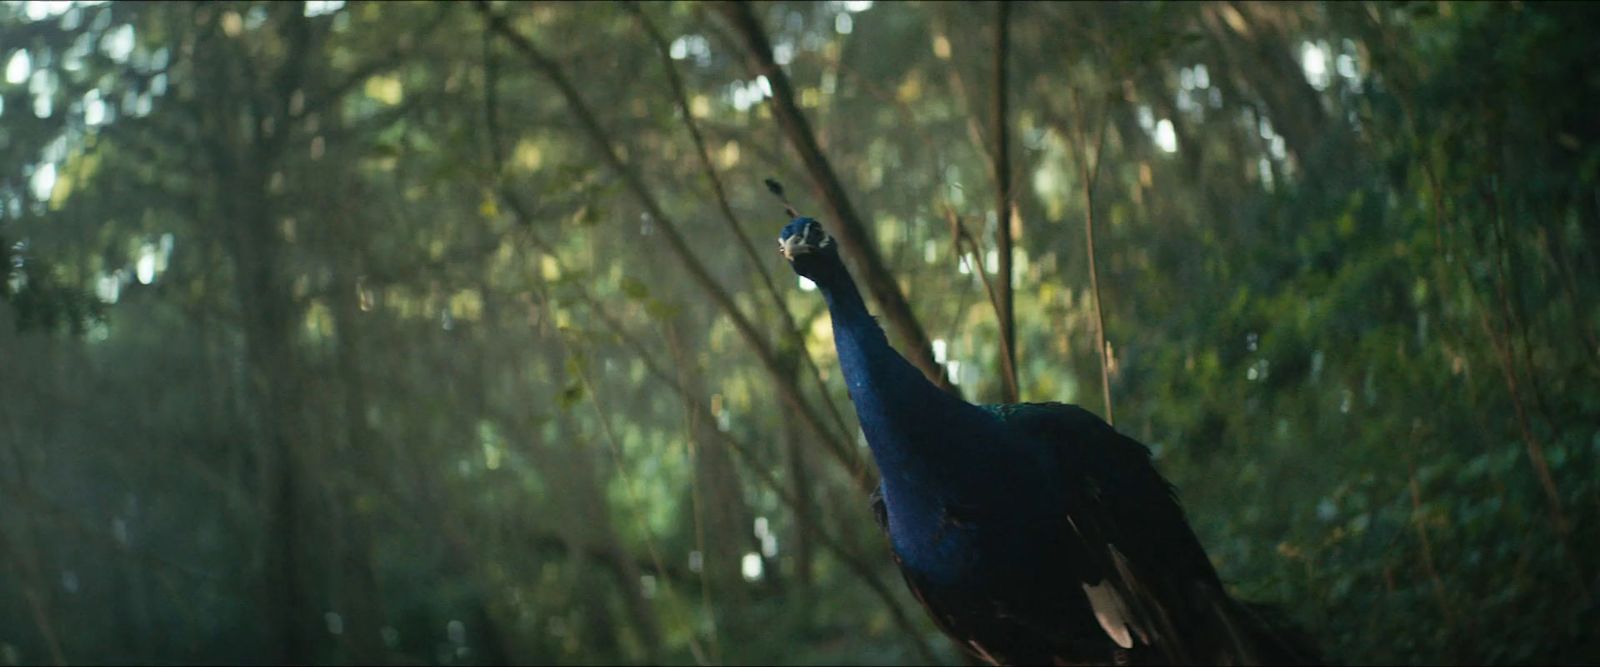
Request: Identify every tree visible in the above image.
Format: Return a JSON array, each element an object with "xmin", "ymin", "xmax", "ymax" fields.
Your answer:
[{"xmin": 0, "ymin": 1, "xmax": 1596, "ymax": 664}]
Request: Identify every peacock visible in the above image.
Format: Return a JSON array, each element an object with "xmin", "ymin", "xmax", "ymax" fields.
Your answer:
[{"xmin": 779, "ymin": 216, "xmax": 1321, "ymax": 665}]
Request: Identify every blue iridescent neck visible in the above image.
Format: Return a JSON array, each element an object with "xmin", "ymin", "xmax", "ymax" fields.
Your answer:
[
  {"xmin": 811, "ymin": 260, "xmax": 992, "ymax": 495},
  {"xmin": 807, "ymin": 253, "xmax": 1061, "ymax": 581}
]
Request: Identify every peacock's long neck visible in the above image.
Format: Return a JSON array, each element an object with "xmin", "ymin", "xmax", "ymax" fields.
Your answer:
[
  {"xmin": 816, "ymin": 263, "xmax": 1057, "ymax": 580},
  {"xmin": 816, "ymin": 268, "xmax": 1014, "ymax": 505}
]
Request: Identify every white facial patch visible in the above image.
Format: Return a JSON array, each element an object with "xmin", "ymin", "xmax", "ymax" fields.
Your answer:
[
  {"xmin": 779, "ymin": 233, "xmax": 810, "ymax": 260},
  {"xmin": 778, "ymin": 220, "xmax": 834, "ymax": 260}
]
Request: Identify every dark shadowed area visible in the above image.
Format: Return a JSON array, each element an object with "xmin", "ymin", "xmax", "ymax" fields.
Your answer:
[{"xmin": 1, "ymin": 1, "xmax": 1597, "ymax": 664}]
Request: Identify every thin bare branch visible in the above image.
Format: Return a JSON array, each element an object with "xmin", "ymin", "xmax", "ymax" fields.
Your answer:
[
  {"xmin": 992, "ymin": 1, "xmax": 1018, "ymax": 403},
  {"xmin": 1059, "ymin": 90, "xmax": 1115, "ymax": 425},
  {"xmin": 541, "ymin": 287, "xmax": 713, "ymax": 666},
  {"xmin": 945, "ymin": 206, "xmax": 1003, "ymax": 334},
  {"xmin": 1414, "ymin": 155, "xmax": 1587, "ymax": 594},
  {"xmin": 494, "ymin": 197, "xmax": 940, "ymax": 664},
  {"xmin": 476, "ymin": 2, "xmax": 873, "ymax": 490},
  {"xmin": 1405, "ymin": 457, "xmax": 1458, "ymax": 635},
  {"xmin": 627, "ymin": 2, "xmax": 857, "ymax": 448},
  {"xmin": 717, "ymin": 2, "xmax": 956, "ymax": 395}
]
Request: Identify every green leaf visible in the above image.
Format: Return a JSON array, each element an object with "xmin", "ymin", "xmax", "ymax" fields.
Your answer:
[
  {"xmin": 559, "ymin": 382, "xmax": 585, "ymax": 408},
  {"xmin": 644, "ymin": 298, "xmax": 680, "ymax": 322},
  {"xmin": 620, "ymin": 276, "xmax": 649, "ymax": 301}
]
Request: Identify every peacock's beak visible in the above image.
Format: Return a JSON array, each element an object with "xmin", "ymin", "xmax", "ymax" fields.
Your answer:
[{"xmin": 779, "ymin": 234, "xmax": 812, "ymax": 261}]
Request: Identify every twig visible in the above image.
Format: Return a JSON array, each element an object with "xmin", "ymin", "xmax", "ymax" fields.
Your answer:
[
  {"xmin": 1417, "ymin": 152, "xmax": 1585, "ymax": 594},
  {"xmin": 482, "ymin": 21, "xmax": 504, "ymax": 170},
  {"xmin": 931, "ymin": 10, "xmax": 997, "ymax": 182},
  {"xmin": 627, "ymin": 3, "xmax": 859, "ymax": 457},
  {"xmin": 0, "ymin": 531, "xmax": 67, "ymax": 666},
  {"xmin": 1069, "ymin": 90, "xmax": 1115, "ymax": 425},
  {"xmin": 717, "ymin": 2, "xmax": 956, "ymax": 395},
  {"xmin": 496, "ymin": 199, "xmax": 941, "ymax": 664},
  {"xmin": 944, "ymin": 205, "xmax": 1003, "ymax": 336},
  {"xmin": 477, "ymin": 2, "xmax": 872, "ymax": 490},
  {"xmin": 992, "ymin": 1, "xmax": 1019, "ymax": 403},
  {"xmin": 626, "ymin": 2, "xmax": 781, "ymax": 316},
  {"xmin": 662, "ymin": 321, "xmax": 726, "ymax": 665},
  {"xmin": 541, "ymin": 286, "xmax": 713, "ymax": 666},
  {"xmin": 1405, "ymin": 457, "xmax": 1458, "ymax": 636}
]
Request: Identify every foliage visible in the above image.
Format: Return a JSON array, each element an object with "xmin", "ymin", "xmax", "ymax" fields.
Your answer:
[{"xmin": 0, "ymin": 1, "xmax": 1596, "ymax": 665}]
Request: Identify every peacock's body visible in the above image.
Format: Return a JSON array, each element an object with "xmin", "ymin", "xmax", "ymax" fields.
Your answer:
[{"xmin": 780, "ymin": 217, "xmax": 1319, "ymax": 665}]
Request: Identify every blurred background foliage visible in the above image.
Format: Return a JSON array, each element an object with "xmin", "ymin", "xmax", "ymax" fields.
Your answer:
[{"xmin": 1, "ymin": 1, "xmax": 1598, "ymax": 664}]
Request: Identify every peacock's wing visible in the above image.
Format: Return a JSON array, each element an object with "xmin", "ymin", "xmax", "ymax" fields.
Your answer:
[
  {"xmin": 867, "ymin": 490, "xmax": 969, "ymax": 644},
  {"xmin": 986, "ymin": 402, "xmax": 1236, "ymax": 664},
  {"xmin": 868, "ymin": 487, "xmax": 1043, "ymax": 666}
]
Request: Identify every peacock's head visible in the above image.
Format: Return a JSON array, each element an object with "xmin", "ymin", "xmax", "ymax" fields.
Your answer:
[{"xmin": 779, "ymin": 217, "xmax": 841, "ymax": 282}]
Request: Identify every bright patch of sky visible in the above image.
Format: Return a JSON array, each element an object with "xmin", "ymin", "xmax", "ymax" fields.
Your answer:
[
  {"xmin": 29, "ymin": 69, "xmax": 54, "ymax": 118},
  {"xmin": 136, "ymin": 248, "xmax": 156, "ymax": 284},
  {"xmin": 1155, "ymin": 119, "xmax": 1178, "ymax": 153},
  {"xmin": 729, "ymin": 77, "xmax": 771, "ymax": 112},
  {"xmin": 1175, "ymin": 64, "xmax": 1214, "ymax": 116},
  {"xmin": 62, "ymin": 32, "xmax": 91, "ymax": 72},
  {"xmin": 30, "ymin": 163, "xmax": 56, "ymax": 201},
  {"xmin": 304, "ymin": 0, "xmax": 344, "ymax": 17},
  {"xmin": 96, "ymin": 271, "xmax": 122, "ymax": 304},
  {"xmin": 668, "ymin": 34, "xmax": 711, "ymax": 66},
  {"xmin": 753, "ymin": 516, "xmax": 777, "ymax": 557},
  {"xmin": 130, "ymin": 91, "xmax": 152, "ymax": 117},
  {"xmin": 838, "ymin": 1, "xmax": 873, "ymax": 11},
  {"xmin": 834, "ymin": 12, "xmax": 853, "ymax": 34},
  {"xmin": 43, "ymin": 133, "xmax": 67, "ymax": 163},
  {"xmin": 8, "ymin": 1, "xmax": 105, "ymax": 27},
  {"xmin": 140, "ymin": 236, "xmax": 173, "ymax": 283},
  {"xmin": 5, "ymin": 50, "xmax": 29, "ymax": 84},
  {"xmin": 1336, "ymin": 39, "xmax": 1364, "ymax": 92},
  {"xmin": 740, "ymin": 553, "xmax": 763, "ymax": 581},
  {"xmin": 83, "ymin": 88, "xmax": 104, "ymax": 125},
  {"xmin": 1175, "ymin": 89, "xmax": 1196, "ymax": 115},
  {"xmin": 1256, "ymin": 116, "xmax": 1287, "ymax": 161},
  {"xmin": 243, "ymin": 6, "xmax": 270, "ymax": 30},
  {"xmin": 20, "ymin": 0, "xmax": 73, "ymax": 20},
  {"xmin": 1336, "ymin": 54, "xmax": 1357, "ymax": 79},
  {"xmin": 1300, "ymin": 40, "xmax": 1330, "ymax": 91},
  {"xmin": 101, "ymin": 23, "xmax": 135, "ymax": 63}
]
